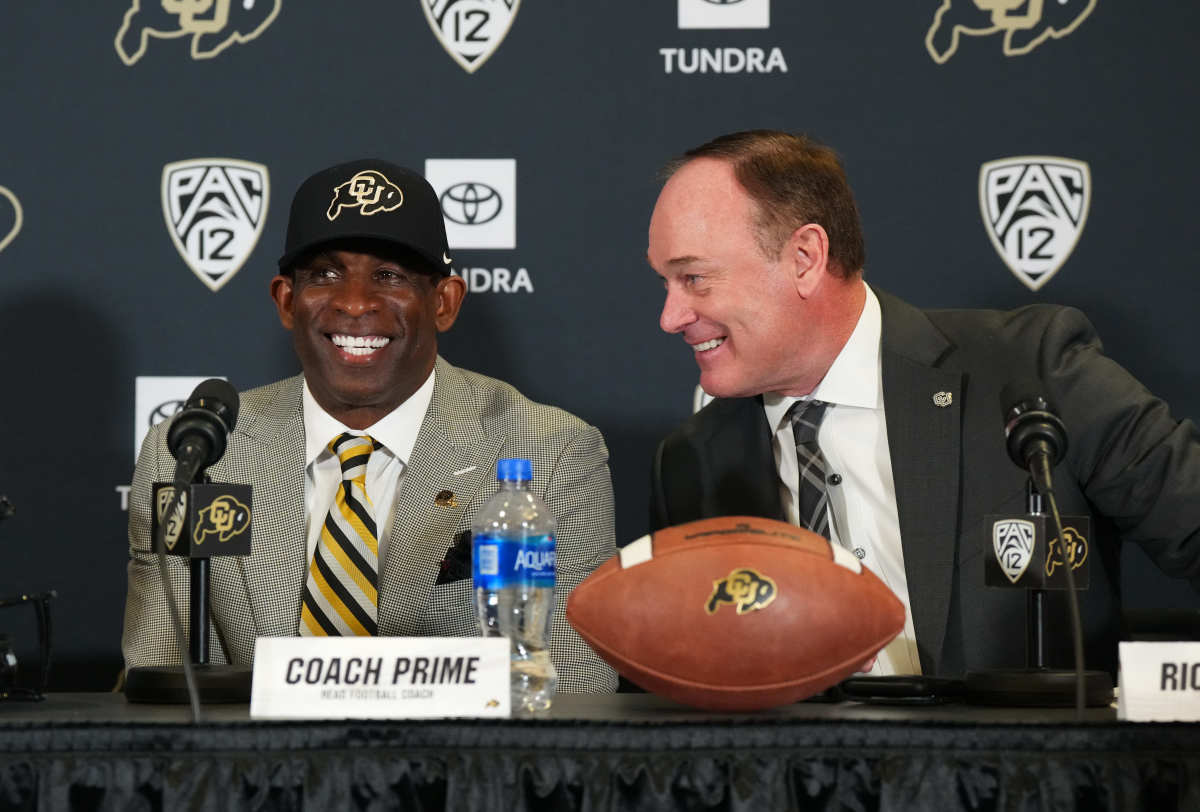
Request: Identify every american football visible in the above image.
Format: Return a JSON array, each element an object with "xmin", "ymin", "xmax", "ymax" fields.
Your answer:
[{"xmin": 566, "ymin": 516, "xmax": 905, "ymax": 711}]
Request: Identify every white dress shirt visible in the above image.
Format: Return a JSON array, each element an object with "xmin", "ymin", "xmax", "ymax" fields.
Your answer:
[
  {"xmin": 762, "ymin": 285, "xmax": 922, "ymax": 675},
  {"xmin": 302, "ymin": 369, "xmax": 435, "ymax": 566}
]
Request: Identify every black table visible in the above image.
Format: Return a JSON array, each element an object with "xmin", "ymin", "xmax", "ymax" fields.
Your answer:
[{"xmin": 1, "ymin": 692, "xmax": 1196, "ymax": 811}]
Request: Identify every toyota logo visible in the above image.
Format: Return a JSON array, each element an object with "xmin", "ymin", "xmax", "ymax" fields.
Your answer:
[
  {"xmin": 149, "ymin": 399, "xmax": 185, "ymax": 427},
  {"xmin": 440, "ymin": 182, "xmax": 503, "ymax": 225}
]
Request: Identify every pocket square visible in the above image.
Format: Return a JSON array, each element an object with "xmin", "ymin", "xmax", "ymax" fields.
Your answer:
[{"xmin": 435, "ymin": 530, "xmax": 472, "ymax": 586}]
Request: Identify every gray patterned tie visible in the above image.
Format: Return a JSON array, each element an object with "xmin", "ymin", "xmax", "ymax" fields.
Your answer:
[{"xmin": 787, "ymin": 399, "xmax": 831, "ymax": 539}]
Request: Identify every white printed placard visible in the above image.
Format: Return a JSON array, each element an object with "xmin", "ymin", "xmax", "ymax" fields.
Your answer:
[
  {"xmin": 250, "ymin": 636, "xmax": 510, "ymax": 719},
  {"xmin": 1118, "ymin": 641, "xmax": 1200, "ymax": 721}
]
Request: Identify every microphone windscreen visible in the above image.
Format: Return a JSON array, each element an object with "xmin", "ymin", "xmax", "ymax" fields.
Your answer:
[
  {"xmin": 999, "ymin": 379, "xmax": 1054, "ymax": 423},
  {"xmin": 186, "ymin": 378, "xmax": 240, "ymax": 432}
]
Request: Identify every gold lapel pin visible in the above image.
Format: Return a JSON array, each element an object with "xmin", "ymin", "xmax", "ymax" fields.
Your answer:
[
  {"xmin": 933, "ymin": 391, "xmax": 953, "ymax": 408},
  {"xmin": 434, "ymin": 490, "xmax": 458, "ymax": 508}
]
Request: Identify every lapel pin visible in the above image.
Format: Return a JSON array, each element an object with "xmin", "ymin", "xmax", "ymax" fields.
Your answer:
[
  {"xmin": 933, "ymin": 391, "xmax": 953, "ymax": 408},
  {"xmin": 434, "ymin": 490, "xmax": 458, "ymax": 508}
]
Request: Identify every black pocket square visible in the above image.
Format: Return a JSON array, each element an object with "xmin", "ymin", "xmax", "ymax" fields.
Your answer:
[{"xmin": 435, "ymin": 530, "xmax": 472, "ymax": 586}]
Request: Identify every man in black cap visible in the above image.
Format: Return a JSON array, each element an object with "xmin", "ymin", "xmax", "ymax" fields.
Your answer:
[{"xmin": 123, "ymin": 160, "xmax": 618, "ymax": 693}]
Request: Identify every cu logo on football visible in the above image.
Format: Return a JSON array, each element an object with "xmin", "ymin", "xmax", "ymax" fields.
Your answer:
[
  {"xmin": 439, "ymin": 182, "xmax": 503, "ymax": 226},
  {"xmin": 706, "ymin": 568, "xmax": 777, "ymax": 615}
]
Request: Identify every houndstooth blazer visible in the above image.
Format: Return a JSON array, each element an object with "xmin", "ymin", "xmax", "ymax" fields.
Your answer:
[{"xmin": 122, "ymin": 356, "xmax": 618, "ymax": 693}]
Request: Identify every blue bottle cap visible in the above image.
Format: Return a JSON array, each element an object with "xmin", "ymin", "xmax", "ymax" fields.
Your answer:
[{"xmin": 496, "ymin": 458, "xmax": 532, "ymax": 481}]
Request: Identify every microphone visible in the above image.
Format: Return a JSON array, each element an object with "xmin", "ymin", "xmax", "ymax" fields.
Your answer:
[
  {"xmin": 1000, "ymin": 380, "xmax": 1067, "ymax": 487},
  {"xmin": 167, "ymin": 379, "xmax": 239, "ymax": 485}
]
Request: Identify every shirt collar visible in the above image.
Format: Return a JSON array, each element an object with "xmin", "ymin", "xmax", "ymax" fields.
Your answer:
[
  {"xmin": 763, "ymin": 283, "xmax": 882, "ymax": 433},
  {"xmin": 302, "ymin": 368, "xmax": 436, "ymax": 466}
]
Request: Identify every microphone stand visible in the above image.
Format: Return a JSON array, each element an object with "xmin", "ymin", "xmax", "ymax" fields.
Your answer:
[
  {"xmin": 124, "ymin": 472, "xmax": 252, "ymax": 705},
  {"xmin": 965, "ymin": 478, "xmax": 1113, "ymax": 708}
]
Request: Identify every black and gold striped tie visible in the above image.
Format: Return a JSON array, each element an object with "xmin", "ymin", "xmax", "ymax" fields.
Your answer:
[{"xmin": 299, "ymin": 433, "xmax": 379, "ymax": 636}]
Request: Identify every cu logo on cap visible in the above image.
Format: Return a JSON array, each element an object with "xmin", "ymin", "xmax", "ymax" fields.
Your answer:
[
  {"xmin": 440, "ymin": 182, "xmax": 503, "ymax": 225},
  {"xmin": 327, "ymin": 170, "xmax": 404, "ymax": 221}
]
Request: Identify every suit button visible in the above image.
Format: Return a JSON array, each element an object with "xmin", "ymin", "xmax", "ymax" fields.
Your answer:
[
  {"xmin": 854, "ymin": 547, "xmax": 866, "ymax": 560},
  {"xmin": 827, "ymin": 473, "xmax": 842, "ymax": 485}
]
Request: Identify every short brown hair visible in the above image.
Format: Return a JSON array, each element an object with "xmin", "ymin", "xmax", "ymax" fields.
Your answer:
[{"xmin": 664, "ymin": 130, "xmax": 866, "ymax": 277}]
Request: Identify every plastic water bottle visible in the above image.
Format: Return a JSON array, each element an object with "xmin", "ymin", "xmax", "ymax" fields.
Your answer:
[{"xmin": 472, "ymin": 458, "xmax": 559, "ymax": 715}]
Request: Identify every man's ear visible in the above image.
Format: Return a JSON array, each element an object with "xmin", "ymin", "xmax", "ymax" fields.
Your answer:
[
  {"xmin": 270, "ymin": 274, "xmax": 295, "ymax": 329},
  {"xmin": 786, "ymin": 223, "xmax": 831, "ymax": 298},
  {"xmin": 434, "ymin": 273, "xmax": 467, "ymax": 332}
]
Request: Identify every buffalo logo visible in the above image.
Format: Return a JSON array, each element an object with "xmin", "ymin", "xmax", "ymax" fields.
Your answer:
[
  {"xmin": 979, "ymin": 156, "xmax": 1091, "ymax": 291},
  {"xmin": 440, "ymin": 182, "xmax": 502, "ymax": 226},
  {"xmin": 162, "ymin": 158, "xmax": 269, "ymax": 292},
  {"xmin": 706, "ymin": 568, "xmax": 777, "ymax": 615},
  {"xmin": 1046, "ymin": 525, "xmax": 1088, "ymax": 577},
  {"xmin": 156, "ymin": 486, "xmax": 188, "ymax": 552},
  {"xmin": 992, "ymin": 518, "xmax": 1035, "ymax": 584},
  {"xmin": 422, "ymin": 0, "xmax": 521, "ymax": 74},
  {"xmin": 327, "ymin": 171, "xmax": 404, "ymax": 221},
  {"xmin": 193, "ymin": 495, "xmax": 250, "ymax": 545},
  {"xmin": 115, "ymin": 0, "xmax": 281, "ymax": 66},
  {"xmin": 926, "ymin": 0, "xmax": 1096, "ymax": 64},
  {"xmin": 0, "ymin": 185, "xmax": 22, "ymax": 255}
]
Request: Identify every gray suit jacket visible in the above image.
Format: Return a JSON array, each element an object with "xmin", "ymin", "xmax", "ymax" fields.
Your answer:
[
  {"xmin": 124, "ymin": 357, "xmax": 618, "ymax": 693},
  {"xmin": 652, "ymin": 288, "xmax": 1200, "ymax": 677}
]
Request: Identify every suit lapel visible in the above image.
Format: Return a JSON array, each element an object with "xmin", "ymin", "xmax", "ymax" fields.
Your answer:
[
  {"xmin": 378, "ymin": 358, "xmax": 503, "ymax": 635},
  {"xmin": 876, "ymin": 289, "xmax": 963, "ymax": 675},
  {"xmin": 226, "ymin": 376, "xmax": 309, "ymax": 638}
]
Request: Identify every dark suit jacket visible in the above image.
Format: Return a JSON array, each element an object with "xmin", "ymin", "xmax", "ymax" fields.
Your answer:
[{"xmin": 651, "ymin": 288, "xmax": 1200, "ymax": 677}]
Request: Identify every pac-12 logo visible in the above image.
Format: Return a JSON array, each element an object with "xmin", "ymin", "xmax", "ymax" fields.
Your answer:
[
  {"xmin": 979, "ymin": 156, "xmax": 1090, "ymax": 291},
  {"xmin": 161, "ymin": 159, "xmax": 269, "ymax": 292},
  {"xmin": 422, "ymin": 0, "xmax": 521, "ymax": 74},
  {"xmin": 992, "ymin": 519, "xmax": 1035, "ymax": 584},
  {"xmin": 706, "ymin": 568, "xmax": 777, "ymax": 615},
  {"xmin": 115, "ymin": 0, "xmax": 281, "ymax": 66},
  {"xmin": 926, "ymin": 0, "xmax": 1096, "ymax": 64}
]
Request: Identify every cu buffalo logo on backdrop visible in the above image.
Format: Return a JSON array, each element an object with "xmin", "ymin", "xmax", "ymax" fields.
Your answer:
[
  {"xmin": 926, "ymin": 0, "xmax": 1096, "ymax": 64},
  {"xmin": 327, "ymin": 171, "xmax": 404, "ymax": 221},
  {"xmin": 979, "ymin": 156, "xmax": 1091, "ymax": 291},
  {"xmin": 115, "ymin": 0, "xmax": 281, "ymax": 65},
  {"xmin": 161, "ymin": 158, "xmax": 269, "ymax": 292},
  {"xmin": 422, "ymin": 0, "xmax": 521, "ymax": 74},
  {"xmin": 425, "ymin": 159, "xmax": 516, "ymax": 249},
  {"xmin": 0, "ymin": 185, "xmax": 21, "ymax": 255},
  {"xmin": 678, "ymin": 0, "xmax": 769, "ymax": 29},
  {"xmin": 439, "ymin": 182, "xmax": 502, "ymax": 226}
]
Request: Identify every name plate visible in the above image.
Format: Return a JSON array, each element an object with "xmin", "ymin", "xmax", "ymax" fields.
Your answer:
[
  {"xmin": 250, "ymin": 636, "xmax": 511, "ymax": 719},
  {"xmin": 1118, "ymin": 641, "xmax": 1200, "ymax": 721}
]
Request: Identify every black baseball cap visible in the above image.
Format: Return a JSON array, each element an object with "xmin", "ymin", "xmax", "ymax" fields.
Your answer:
[{"xmin": 277, "ymin": 159, "xmax": 452, "ymax": 274}]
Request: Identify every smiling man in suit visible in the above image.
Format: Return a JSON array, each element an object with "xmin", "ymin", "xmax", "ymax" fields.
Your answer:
[
  {"xmin": 123, "ymin": 159, "xmax": 617, "ymax": 693},
  {"xmin": 648, "ymin": 130, "xmax": 1200, "ymax": 679}
]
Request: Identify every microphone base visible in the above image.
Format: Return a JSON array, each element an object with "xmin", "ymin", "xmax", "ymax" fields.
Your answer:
[
  {"xmin": 964, "ymin": 668, "xmax": 1113, "ymax": 707},
  {"xmin": 124, "ymin": 663, "xmax": 251, "ymax": 704}
]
